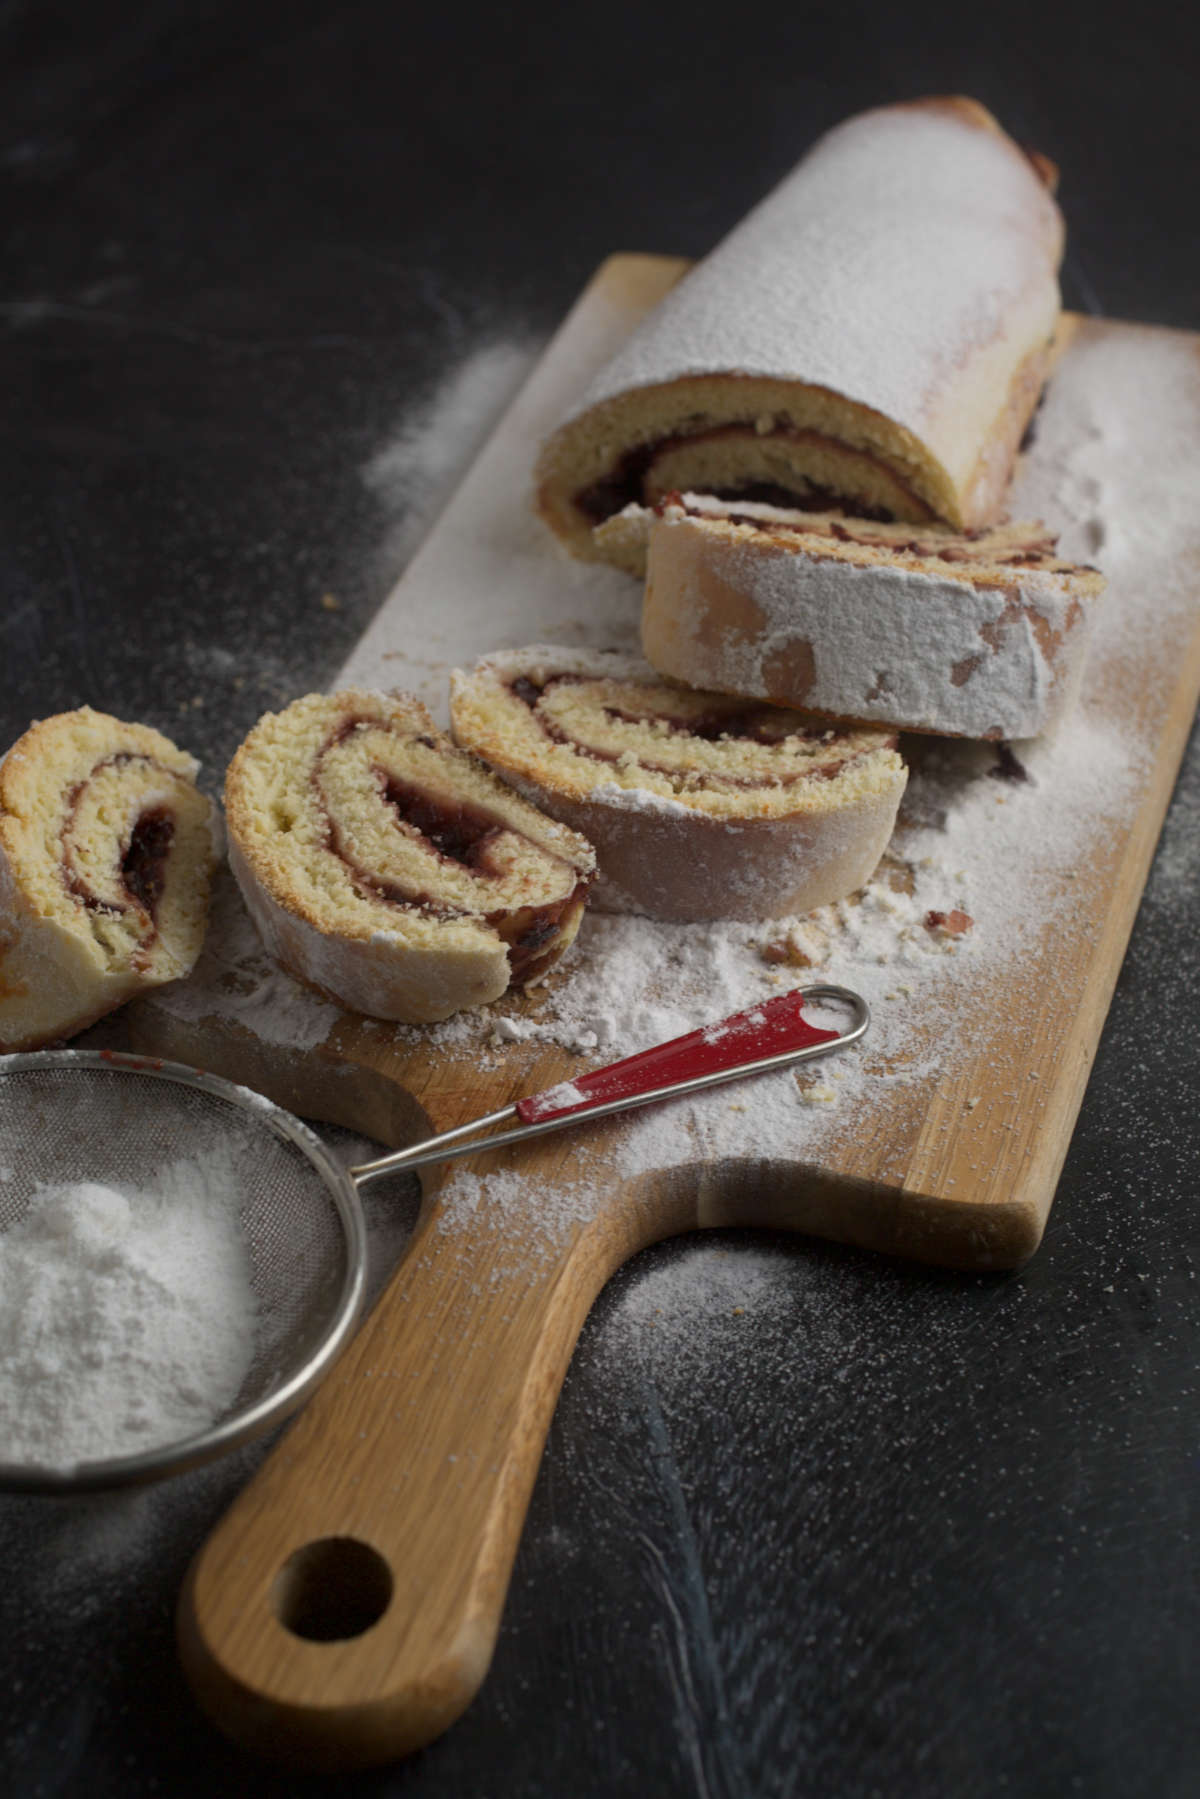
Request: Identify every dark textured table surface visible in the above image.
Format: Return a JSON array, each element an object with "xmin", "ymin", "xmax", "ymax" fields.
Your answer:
[{"xmin": 2, "ymin": 4, "xmax": 1199, "ymax": 1794}]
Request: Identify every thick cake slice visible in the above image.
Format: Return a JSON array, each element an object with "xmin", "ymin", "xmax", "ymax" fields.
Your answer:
[
  {"xmin": 224, "ymin": 690, "xmax": 596, "ymax": 1024},
  {"xmin": 640, "ymin": 495, "xmax": 1106, "ymax": 739},
  {"xmin": 0, "ymin": 707, "xmax": 218, "ymax": 1050},
  {"xmin": 449, "ymin": 647, "xmax": 906, "ymax": 923},
  {"xmin": 536, "ymin": 97, "xmax": 1063, "ymax": 565}
]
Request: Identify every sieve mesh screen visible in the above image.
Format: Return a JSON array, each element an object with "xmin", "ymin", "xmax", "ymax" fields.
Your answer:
[{"xmin": 0, "ymin": 1052, "xmax": 366, "ymax": 1490}]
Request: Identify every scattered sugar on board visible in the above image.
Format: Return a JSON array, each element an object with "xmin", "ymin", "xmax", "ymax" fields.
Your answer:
[
  {"xmin": 339, "ymin": 313, "xmax": 646, "ymax": 718},
  {"xmin": 431, "ymin": 1168, "xmax": 607, "ymax": 1286},
  {"xmin": 363, "ymin": 340, "xmax": 542, "ymax": 578},
  {"xmin": 415, "ymin": 691, "xmax": 1140, "ymax": 1204},
  {"xmin": 154, "ymin": 864, "xmax": 340, "ymax": 1052},
  {"xmin": 0, "ymin": 1151, "xmax": 257, "ymax": 1469}
]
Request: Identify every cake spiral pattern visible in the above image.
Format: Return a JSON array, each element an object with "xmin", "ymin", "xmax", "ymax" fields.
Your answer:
[
  {"xmin": 224, "ymin": 690, "xmax": 596, "ymax": 1023},
  {"xmin": 0, "ymin": 707, "xmax": 218, "ymax": 1050},
  {"xmin": 449, "ymin": 647, "xmax": 907, "ymax": 922},
  {"xmin": 536, "ymin": 97, "xmax": 1063, "ymax": 569}
]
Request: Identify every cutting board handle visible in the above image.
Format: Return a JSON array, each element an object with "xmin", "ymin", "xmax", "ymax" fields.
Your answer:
[{"xmin": 178, "ymin": 1155, "xmax": 677, "ymax": 1770}]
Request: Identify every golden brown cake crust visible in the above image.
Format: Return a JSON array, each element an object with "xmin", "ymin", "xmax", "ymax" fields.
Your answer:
[{"xmin": 536, "ymin": 96, "xmax": 1064, "ymax": 562}]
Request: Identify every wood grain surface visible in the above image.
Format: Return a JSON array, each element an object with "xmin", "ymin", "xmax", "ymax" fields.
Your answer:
[{"xmin": 143, "ymin": 258, "xmax": 1200, "ymax": 1766}]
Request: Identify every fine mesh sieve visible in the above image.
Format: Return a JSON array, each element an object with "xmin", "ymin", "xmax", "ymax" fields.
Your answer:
[
  {"xmin": 0, "ymin": 1050, "xmax": 369, "ymax": 1496},
  {"xmin": 0, "ymin": 986, "xmax": 868, "ymax": 1497}
]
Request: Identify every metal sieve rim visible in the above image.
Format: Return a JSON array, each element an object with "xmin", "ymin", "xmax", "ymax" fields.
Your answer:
[{"xmin": 0, "ymin": 1049, "xmax": 370, "ymax": 1496}]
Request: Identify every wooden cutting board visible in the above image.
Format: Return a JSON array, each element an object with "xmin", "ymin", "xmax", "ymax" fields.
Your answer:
[
  {"xmin": 124, "ymin": 258, "xmax": 1200, "ymax": 1766},
  {"xmin": 126, "ymin": 254, "xmax": 1200, "ymax": 1273}
]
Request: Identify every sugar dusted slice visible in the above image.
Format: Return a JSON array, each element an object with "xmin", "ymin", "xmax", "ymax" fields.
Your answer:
[
  {"xmin": 0, "ymin": 707, "xmax": 218, "ymax": 1050},
  {"xmin": 641, "ymin": 494, "xmax": 1105, "ymax": 740},
  {"xmin": 224, "ymin": 690, "xmax": 596, "ymax": 1024},
  {"xmin": 450, "ymin": 646, "xmax": 906, "ymax": 923}
]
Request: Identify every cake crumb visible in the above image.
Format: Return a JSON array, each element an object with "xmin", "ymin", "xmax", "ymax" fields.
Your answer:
[
  {"xmin": 799, "ymin": 1082, "xmax": 839, "ymax": 1105},
  {"xmin": 924, "ymin": 908, "xmax": 974, "ymax": 938}
]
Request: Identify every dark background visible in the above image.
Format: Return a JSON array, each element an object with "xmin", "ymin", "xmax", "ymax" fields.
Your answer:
[{"xmin": 2, "ymin": 2, "xmax": 1199, "ymax": 1794}]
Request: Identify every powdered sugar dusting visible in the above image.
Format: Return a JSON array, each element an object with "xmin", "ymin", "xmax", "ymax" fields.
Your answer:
[
  {"xmin": 521, "ymin": 1079, "xmax": 588, "ymax": 1121},
  {"xmin": 341, "ymin": 291, "xmax": 648, "ymax": 721},
  {"xmin": 646, "ymin": 505, "xmax": 1094, "ymax": 740},
  {"xmin": 599, "ymin": 1239, "xmax": 804, "ymax": 1359},
  {"xmin": 430, "ymin": 1166, "xmax": 605, "ymax": 1285},
  {"xmin": 566, "ymin": 107, "xmax": 1060, "ymax": 451},
  {"xmin": 364, "ymin": 341, "xmax": 542, "ymax": 577},
  {"xmin": 156, "ymin": 865, "xmax": 341, "ymax": 1051}
]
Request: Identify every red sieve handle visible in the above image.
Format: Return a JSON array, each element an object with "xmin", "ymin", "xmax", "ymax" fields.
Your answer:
[{"xmin": 515, "ymin": 988, "xmax": 841, "ymax": 1126}]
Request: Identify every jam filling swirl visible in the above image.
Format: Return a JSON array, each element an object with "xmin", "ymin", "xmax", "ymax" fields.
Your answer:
[
  {"xmin": 666, "ymin": 497, "xmax": 1073, "ymax": 571},
  {"xmin": 312, "ymin": 720, "xmax": 589, "ymax": 980},
  {"xmin": 574, "ymin": 422, "xmax": 933, "ymax": 526},
  {"xmin": 61, "ymin": 754, "xmax": 177, "ymax": 932},
  {"xmin": 505, "ymin": 675, "xmax": 884, "ymax": 787}
]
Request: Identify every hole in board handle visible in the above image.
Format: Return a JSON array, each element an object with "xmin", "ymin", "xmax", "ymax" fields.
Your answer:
[{"xmin": 272, "ymin": 1536, "xmax": 393, "ymax": 1642}]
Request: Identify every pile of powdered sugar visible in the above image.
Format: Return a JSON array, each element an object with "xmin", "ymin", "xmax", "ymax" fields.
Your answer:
[{"xmin": 0, "ymin": 1153, "xmax": 257, "ymax": 1469}]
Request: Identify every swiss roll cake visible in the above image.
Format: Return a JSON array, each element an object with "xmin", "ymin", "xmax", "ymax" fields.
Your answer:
[
  {"xmin": 224, "ymin": 690, "xmax": 596, "ymax": 1023},
  {"xmin": 536, "ymin": 97, "xmax": 1064, "ymax": 569},
  {"xmin": 641, "ymin": 495, "xmax": 1105, "ymax": 739},
  {"xmin": 0, "ymin": 707, "xmax": 218, "ymax": 1050},
  {"xmin": 449, "ymin": 646, "xmax": 906, "ymax": 922}
]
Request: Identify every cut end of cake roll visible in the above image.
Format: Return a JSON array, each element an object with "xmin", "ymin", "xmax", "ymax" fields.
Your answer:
[
  {"xmin": 0, "ymin": 707, "xmax": 219, "ymax": 1051},
  {"xmin": 224, "ymin": 690, "xmax": 597, "ymax": 1024},
  {"xmin": 641, "ymin": 495, "xmax": 1106, "ymax": 741},
  {"xmin": 449, "ymin": 647, "xmax": 906, "ymax": 923},
  {"xmin": 535, "ymin": 96, "xmax": 1064, "ymax": 566}
]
